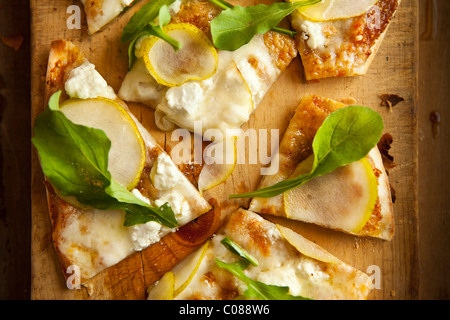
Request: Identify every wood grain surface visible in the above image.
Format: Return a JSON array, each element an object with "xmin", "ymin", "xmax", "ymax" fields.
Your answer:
[{"xmin": 28, "ymin": 0, "xmax": 419, "ymax": 300}]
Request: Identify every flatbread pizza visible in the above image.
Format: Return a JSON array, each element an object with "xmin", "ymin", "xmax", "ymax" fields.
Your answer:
[
  {"xmin": 147, "ymin": 208, "xmax": 373, "ymax": 300},
  {"xmin": 79, "ymin": 0, "xmax": 137, "ymax": 34},
  {"xmin": 33, "ymin": 39, "xmax": 212, "ymax": 282},
  {"xmin": 248, "ymin": 95, "xmax": 395, "ymax": 240},
  {"xmin": 289, "ymin": 0, "xmax": 400, "ymax": 80},
  {"xmin": 118, "ymin": 0, "xmax": 298, "ymax": 137}
]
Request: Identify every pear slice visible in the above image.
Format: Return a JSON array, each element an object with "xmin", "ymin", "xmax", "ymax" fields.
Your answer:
[
  {"xmin": 142, "ymin": 23, "xmax": 218, "ymax": 87},
  {"xmin": 147, "ymin": 271, "xmax": 175, "ymax": 300},
  {"xmin": 277, "ymin": 225, "xmax": 339, "ymax": 264},
  {"xmin": 172, "ymin": 240, "xmax": 210, "ymax": 297},
  {"xmin": 146, "ymin": 241, "xmax": 210, "ymax": 300},
  {"xmin": 60, "ymin": 98, "xmax": 146, "ymax": 190},
  {"xmin": 290, "ymin": 0, "xmax": 379, "ymax": 22},
  {"xmin": 198, "ymin": 137, "xmax": 237, "ymax": 194},
  {"xmin": 283, "ymin": 156, "xmax": 378, "ymax": 234}
]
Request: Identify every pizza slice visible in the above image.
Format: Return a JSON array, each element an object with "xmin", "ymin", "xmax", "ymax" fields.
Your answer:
[
  {"xmin": 248, "ymin": 95, "xmax": 395, "ymax": 240},
  {"xmin": 288, "ymin": 0, "xmax": 400, "ymax": 80},
  {"xmin": 118, "ymin": 0, "xmax": 298, "ymax": 137},
  {"xmin": 147, "ymin": 208, "xmax": 373, "ymax": 300},
  {"xmin": 79, "ymin": 0, "xmax": 138, "ymax": 34},
  {"xmin": 33, "ymin": 39, "xmax": 213, "ymax": 283}
]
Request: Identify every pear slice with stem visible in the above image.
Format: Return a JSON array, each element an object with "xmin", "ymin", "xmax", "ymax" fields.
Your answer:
[
  {"xmin": 142, "ymin": 23, "xmax": 218, "ymax": 87},
  {"xmin": 60, "ymin": 98, "xmax": 146, "ymax": 191},
  {"xmin": 283, "ymin": 155, "xmax": 378, "ymax": 234},
  {"xmin": 290, "ymin": 0, "xmax": 379, "ymax": 22}
]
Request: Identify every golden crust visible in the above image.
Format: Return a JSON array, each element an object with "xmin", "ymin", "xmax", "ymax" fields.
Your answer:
[{"xmin": 45, "ymin": 39, "xmax": 86, "ymax": 102}]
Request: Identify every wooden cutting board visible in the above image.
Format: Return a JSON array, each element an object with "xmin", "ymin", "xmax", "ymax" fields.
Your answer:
[{"xmin": 30, "ymin": 0, "xmax": 419, "ymax": 300}]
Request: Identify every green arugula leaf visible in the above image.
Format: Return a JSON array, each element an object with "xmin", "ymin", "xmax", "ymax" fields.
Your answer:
[
  {"xmin": 221, "ymin": 237, "xmax": 259, "ymax": 267},
  {"xmin": 210, "ymin": 0, "xmax": 321, "ymax": 51},
  {"xmin": 215, "ymin": 259, "xmax": 311, "ymax": 300},
  {"xmin": 121, "ymin": 0, "xmax": 176, "ymax": 43},
  {"xmin": 230, "ymin": 105, "xmax": 384, "ymax": 199},
  {"xmin": 158, "ymin": 4, "xmax": 171, "ymax": 27},
  {"xmin": 32, "ymin": 91, "xmax": 178, "ymax": 228},
  {"xmin": 206, "ymin": 0, "xmax": 299, "ymax": 38}
]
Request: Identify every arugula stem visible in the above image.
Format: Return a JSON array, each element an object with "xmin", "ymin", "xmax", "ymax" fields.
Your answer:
[
  {"xmin": 207, "ymin": 0, "xmax": 232, "ymax": 10},
  {"xmin": 271, "ymin": 26, "xmax": 297, "ymax": 38},
  {"xmin": 148, "ymin": 22, "xmax": 182, "ymax": 51}
]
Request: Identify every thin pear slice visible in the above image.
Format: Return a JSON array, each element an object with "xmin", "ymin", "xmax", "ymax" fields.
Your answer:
[
  {"xmin": 172, "ymin": 240, "xmax": 210, "ymax": 298},
  {"xmin": 142, "ymin": 23, "xmax": 218, "ymax": 87},
  {"xmin": 277, "ymin": 225, "xmax": 339, "ymax": 264},
  {"xmin": 283, "ymin": 156, "xmax": 378, "ymax": 233},
  {"xmin": 60, "ymin": 98, "xmax": 146, "ymax": 190},
  {"xmin": 290, "ymin": 0, "xmax": 379, "ymax": 22},
  {"xmin": 198, "ymin": 138, "xmax": 237, "ymax": 194},
  {"xmin": 147, "ymin": 272, "xmax": 175, "ymax": 300}
]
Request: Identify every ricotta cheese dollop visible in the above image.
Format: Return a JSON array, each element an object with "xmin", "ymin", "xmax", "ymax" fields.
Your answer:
[
  {"xmin": 150, "ymin": 153, "xmax": 183, "ymax": 190},
  {"xmin": 65, "ymin": 61, "xmax": 117, "ymax": 100}
]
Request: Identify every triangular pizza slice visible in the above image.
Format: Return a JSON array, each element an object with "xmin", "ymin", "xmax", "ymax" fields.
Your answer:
[
  {"xmin": 147, "ymin": 208, "xmax": 373, "ymax": 300},
  {"xmin": 79, "ymin": 0, "xmax": 138, "ymax": 34},
  {"xmin": 249, "ymin": 95, "xmax": 395, "ymax": 240},
  {"xmin": 118, "ymin": 0, "xmax": 298, "ymax": 137},
  {"xmin": 289, "ymin": 0, "xmax": 400, "ymax": 80},
  {"xmin": 34, "ymin": 39, "xmax": 212, "ymax": 283}
]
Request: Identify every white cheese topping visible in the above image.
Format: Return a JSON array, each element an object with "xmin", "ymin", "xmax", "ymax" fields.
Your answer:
[
  {"xmin": 150, "ymin": 153, "xmax": 183, "ymax": 190},
  {"xmin": 127, "ymin": 153, "xmax": 195, "ymax": 251},
  {"xmin": 155, "ymin": 191, "xmax": 191, "ymax": 224},
  {"xmin": 299, "ymin": 20, "xmax": 327, "ymax": 50},
  {"xmin": 128, "ymin": 220, "xmax": 163, "ymax": 251},
  {"xmin": 117, "ymin": 59, "xmax": 167, "ymax": 106},
  {"xmin": 165, "ymin": 81, "xmax": 203, "ymax": 115},
  {"xmin": 118, "ymin": 34, "xmax": 281, "ymax": 137},
  {"xmin": 127, "ymin": 188, "xmax": 192, "ymax": 251},
  {"xmin": 58, "ymin": 209, "xmax": 135, "ymax": 279},
  {"xmin": 65, "ymin": 61, "xmax": 117, "ymax": 100}
]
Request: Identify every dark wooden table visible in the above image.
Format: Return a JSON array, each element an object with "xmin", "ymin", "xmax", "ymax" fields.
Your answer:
[{"xmin": 0, "ymin": 0, "xmax": 448, "ymax": 300}]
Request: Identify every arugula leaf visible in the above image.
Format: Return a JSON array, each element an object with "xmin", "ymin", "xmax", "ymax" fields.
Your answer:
[
  {"xmin": 158, "ymin": 4, "xmax": 172, "ymax": 27},
  {"xmin": 206, "ymin": 0, "xmax": 298, "ymax": 38},
  {"xmin": 121, "ymin": 0, "xmax": 176, "ymax": 42},
  {"xmin": 221, "ymin": 237, "xmax": 259, "ymax": 267},
  {"xmin": 210, "ymin": 0, "xmax": 321, "ymax": 51},
  {"xmin": 32, "ymin": 91, "xmax": 178, "ymax": 228},
  {"xmin": 230, "ymin": 105, "xmax": 384, "ymax": 199},
  {"xmin": 215, "ymin": 259, "xmax": 311, "ymax": 300}
]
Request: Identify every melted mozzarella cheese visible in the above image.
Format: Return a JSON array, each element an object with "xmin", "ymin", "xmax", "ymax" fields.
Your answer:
[
  {"xmin": 151, "ymin": 153, "xmax": 183, "ymax": 190},
  {"xmin": 58, "ymin": 209, "xmax": 135, "ymax": 279},
  {"xmin": 118, "ymin": 34, "xmax": 279, "ymax": 137}
]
